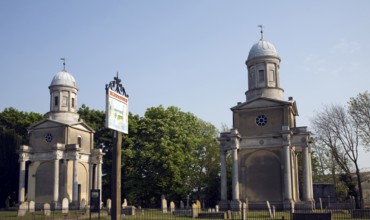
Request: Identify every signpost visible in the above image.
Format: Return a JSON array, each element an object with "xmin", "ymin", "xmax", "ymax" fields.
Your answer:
[
  {"xmin": 106, "ymin": 89, "xmax": 129, "ymax": 134},
  {"xmin": 105, "ymin": 73, "xmax": 129, "ymax": 220}
]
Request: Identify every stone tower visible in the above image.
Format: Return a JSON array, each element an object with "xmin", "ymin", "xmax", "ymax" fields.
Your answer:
[
  {"xmin": 219, "ymin": 35, "xmax": 314, "ymax": 210},
  {"xmin": 18, "ymin": 67, "xmax": 104, "ymax": 209}
]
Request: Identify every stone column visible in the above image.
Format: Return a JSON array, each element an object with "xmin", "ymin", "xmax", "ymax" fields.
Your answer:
[
  {"xmin": 53, "ymin": 158, "xmax": 59, "ymax": 206},
  {"xmin": 98, "ymin": 162, "xmax": 102, "ymax": 201},
  {"xmin": 18, "ymin": 146, "xmax": 30, "ymax": 204},
  {"xmin": 218, "ymin": 132, "xmax": 230, "ymax": 210},
  {"xmin": 308, "ymin": 148, "xmax": 314, "ymax": 200},
  {"xmin": 89, "ymin": 163, "xmax": 94, "ymax": 190},
  {"xmin": 72, "ymin": 155, "xmax": 79, "ymax": 207},
  {"xmin": 230, "ymin": 129, "xmax": 241, "ymax": 211},
  {"xmin": 295, "ymin": 152, "xmax": 300, "ymax": 200},
  {"xmin": 18, "ymin": 159, "xmax": 26, "ymax": 203},
  {"xmin": 231, "ymin": 147, "xmax": 239, "ymax": 201},
  {"xmin": 97, "ymin": 161, "xmax": 103, "ymax": 203},
  {"xmin": 283, "ymin": 145, "xmax": 292, "ymax": 206},
  {"xmin": 94, "ymin": 163, "xmax": 100, "ymax": 189},
  {"xmin": 63, "ymin": 160, "xmax": 68, "ymax": 199},
  {"xmin": 302, "ymin": 146, "xmax": 310, "ymax": 201},
  {"xmin": 220, "ymin": 150, "xmax": 227, "ymax": 201},
  {"xmin": 97, "ymin": 149, "xmax": 104, "ymax": 203},
  {"xmin": 91, "ymin": 149, "xmax": 104, "ymax": 206}
]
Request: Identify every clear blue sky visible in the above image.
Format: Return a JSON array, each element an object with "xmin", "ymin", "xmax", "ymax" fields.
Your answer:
[{"xmin": 1, "ymin": 1, "xmax": 369, "ymax": 169}]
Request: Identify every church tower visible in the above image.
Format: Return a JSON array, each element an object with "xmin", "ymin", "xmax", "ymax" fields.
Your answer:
[
  {"xmin": 48, "ymin": 66, "xmax": 79, "ymax": 123},
  {"xmin": 18, "ymin": 64, "xmax": 104, "ymax": 209},
  {"xmin": 219, "ymin": 32, "xmax": 314, "ymax": 210},
  {"xmin": 245, "ymin": 35, "xmax": 283, "ymax": 101}
]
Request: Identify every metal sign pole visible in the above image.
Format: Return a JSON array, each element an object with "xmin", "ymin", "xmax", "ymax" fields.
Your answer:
[
  {"xmin": 111, "ymin": 131, "xmax": 122, "ymax": 220},
  {"xmin": 105, "ymin": 72, "xmax": 128, "ymax": 220}
]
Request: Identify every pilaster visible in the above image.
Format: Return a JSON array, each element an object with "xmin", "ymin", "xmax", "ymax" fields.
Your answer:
[
  {"xmin": 230, "ymin": 129, "xmax": 241, "ymax": 210},
  {"xmin": 218, "ymin": 131, "xmax": 231, "ymax": 211},
  {"xmin": 72, "ymin": 153, "xmax": 79, "ymax": 208},
  {"xmin": 52, "ymin": 143, "xmax": 64, "ymax": 209},
  {"xmin": 91, "ymin": 148, "xmax": 104, "ymax": 206}
]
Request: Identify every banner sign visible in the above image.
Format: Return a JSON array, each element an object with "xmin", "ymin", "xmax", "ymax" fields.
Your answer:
[{"xmin": 105, "ymin": 89, "xmax": 129, "ymax": 134}]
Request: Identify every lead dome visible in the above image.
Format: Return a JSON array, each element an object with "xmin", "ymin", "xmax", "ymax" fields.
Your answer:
[
  {"xmin": 50, "ymin": 70, "xmax": 77, "ymax": 89},
  {"xmin": 247, "ymin": 39, "xmax": 279, "ymax": 60}
]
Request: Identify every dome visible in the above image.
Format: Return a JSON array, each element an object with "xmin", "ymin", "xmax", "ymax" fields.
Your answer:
[
  {"xmin": 50, "ymin": 70, "xmax": 77, "ymax": 88},
  {"xmin": 247, "ymin": 39, "xmax": 279, "ymax": 60}
]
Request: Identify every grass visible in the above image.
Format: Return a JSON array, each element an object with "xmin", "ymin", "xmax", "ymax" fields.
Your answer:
[{"xmin": 0, "ymin": 209, "xmax": 366, "ymax": 220}]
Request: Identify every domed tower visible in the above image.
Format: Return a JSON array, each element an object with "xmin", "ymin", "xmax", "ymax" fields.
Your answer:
[
  {"xmin": 48, "ymin": 66, "xmax": 79, "ymax": 123},
  {"xmin": 18, "ymin": 63, "xmax": 104, "ymax": 210},
  {"xmin": 219, "ymin": 30, "xmax": 314, "ymax": 211},
  {"xmin": 245, "ymin": 37, "xmax": 283, "ymax": 101}
]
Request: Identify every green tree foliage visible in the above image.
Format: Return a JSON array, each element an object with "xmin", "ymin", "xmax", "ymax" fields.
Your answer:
[
  {"xmin": 78, "ymin": 104, "xmax": 113, "ymax": 148},
  {"xmin": 0, "ymin": 128, "xmax": 22, "ymax": 208},
  {"xmin": 78, "ymin": 105, "xmax": 220, "ymax": 208},
  {"xmin": 1, "ymin": 105, "xmax": 220, "ymax": 208},
  {"xmin": 349, "ymin": 91, "xmax": 370, "ymax": 150},
  {"xmin": 124, "ymin": 106, "xmax": 220, "ymax": 207},
  {"xmin": 0, "ymin": 107, "xmax": 44, "ymax": 143},
  {"xmin": 0, "ymin": 108, "xmax": 43, "ymax": 208},
  {"xmin": 311, "ymin": 104, "xmax": 364, "ymax": 208}
]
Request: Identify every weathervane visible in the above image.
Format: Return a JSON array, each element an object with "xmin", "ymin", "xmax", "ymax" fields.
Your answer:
[
  {"xmin": 258, "ymin": 25, "xmax": 264, "ymax": 40},
  {"xmin": 60, "ymin": 58, "xmax": 66, "ymax": 71},
  {"xmin": 105, "ymin": 72, "xmax": 129, "ymax": 97}
]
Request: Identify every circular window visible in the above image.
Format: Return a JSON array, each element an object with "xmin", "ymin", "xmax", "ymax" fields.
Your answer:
[
  {"xmin": 45, "ymin": 133, "xmax": 53, "ymax": 143},
  {"xmin": 255, "ymin": 115, "xmax": 268, "ymax": 126}
]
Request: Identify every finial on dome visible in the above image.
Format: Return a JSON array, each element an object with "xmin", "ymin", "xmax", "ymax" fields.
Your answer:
[
  {"xmin": 258, "ymin": 25, "xmax": 264, "ymax": 40},
  {"xmin": 60, "ymin": 58, "xmax": 66, "ymax": 71}
]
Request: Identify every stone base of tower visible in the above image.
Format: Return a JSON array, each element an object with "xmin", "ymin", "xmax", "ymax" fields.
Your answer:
[
  {"xmin": 247, "ymin": 201, "xmax": 285, "ymax": 211},
  {"xmin": 219, "ymin": 200, "xmax": 230, "ymax": 211},
  {"xmin": 283, "ymin": 199, "xmax": 294, "ymax": 211},
  {"xmin": 51, "ymin": 202, "xmax": 61, "ymax": 210},
  {"xmin": 294, "ymin": 200, "xmax": 315, "ymax": 210},
  {"xmin": 70, "ymin": 201, "xmax": 79, "ymax": 210},
  {"xmin": 230, "ymin": 200, "xmax": 241, "ymax": 211},
  {"xmin": 219, "ymin": 200, "xmax": 242, "ymax": 211}
]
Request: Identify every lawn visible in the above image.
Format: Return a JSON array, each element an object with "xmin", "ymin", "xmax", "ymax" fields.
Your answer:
[{"xmin": 0, "ymin": 209, "xmax": 361, "ymax": 220}]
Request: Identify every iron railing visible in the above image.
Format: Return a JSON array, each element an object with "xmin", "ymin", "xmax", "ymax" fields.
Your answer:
[{"xmin": 1, "ymin": 207, "xmax": 370, "ymax": 220}]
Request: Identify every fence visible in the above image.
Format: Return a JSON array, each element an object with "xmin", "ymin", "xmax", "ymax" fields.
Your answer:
[{"xmin": 1, "ymin": 207, "xmax": 370, "ymax": 220}]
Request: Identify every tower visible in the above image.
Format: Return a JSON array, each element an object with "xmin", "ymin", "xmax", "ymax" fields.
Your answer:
[
  {"xmin": 48, "ymin": 67, "xmax": 79, "ymax": 123},
  {"xmin": 219, "ymin": 34, "xmax": 314, "ymax": 210},
  {"xmin": 18, "ymin": 66, "xmax": 104, "ymax": 209}
]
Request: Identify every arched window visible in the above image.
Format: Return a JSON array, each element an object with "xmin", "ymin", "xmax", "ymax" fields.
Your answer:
[
  {"xmin": 54, "ymin": 96, "xmax": 59, "ymax": 106},
  {"xmin": 77, "ymin": 136, "xmax": 82, "ymax": 147},
  {"xmin": 258, "ymin": 70, "xmax": 265, "ymax": 83}
]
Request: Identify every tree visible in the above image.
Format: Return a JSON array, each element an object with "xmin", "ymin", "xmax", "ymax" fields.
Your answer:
[
  {"xmin": 0, "ymin": 128, "xmax": 22, "ymax": 208},
  {"xmin": 78, "ymin": 104, "xmax": 113, "ymax": 148},
  {"xmin": 311, "ymin": 104, "xmax": 364, "ymax": 208},
  {"xmin": 0, "ymin": 108, "xmax": 43, "ymax": 208},
  {"xmin": 349, "ymin": 91, "xmax": 370, "ymax": 150},
  {"xmin": 184, "ymin": 118, "xmax": 220, "ymax": 207},
  {"xmin": 127, "ymin": 106, "xmax": 220, "ymax": 207},
  {"xmin": 0, "ymin": 107, "xmax": 44, "ymax": 142},
  {"xmin": 78, "ymin": 105, "xmax": 221, "ymax": 207}
]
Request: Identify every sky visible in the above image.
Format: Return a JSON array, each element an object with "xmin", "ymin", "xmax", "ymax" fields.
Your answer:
[{"xmin": 0, "ymin": 1, "xmax": 369, "ymax": 169}]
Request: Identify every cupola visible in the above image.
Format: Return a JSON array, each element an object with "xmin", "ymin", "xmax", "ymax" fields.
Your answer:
[
  {"xmin": 47, "ymin": 61, "xmax": 79, "ymax": 123},
  {"xmin": 245, "ymin": 34, "xmax": 284, "ymax": 101}
]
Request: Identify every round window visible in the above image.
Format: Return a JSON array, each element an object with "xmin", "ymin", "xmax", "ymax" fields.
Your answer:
[
  {"xmin": 255, "ymin": 115, "xmax": 268, "ymax": 126},
  {"xmin": 45, "ymin": 133, "xmax": 53, "ymax": 143}
]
